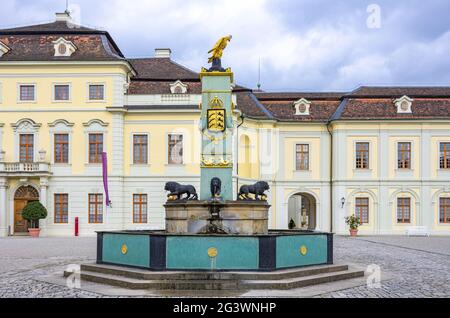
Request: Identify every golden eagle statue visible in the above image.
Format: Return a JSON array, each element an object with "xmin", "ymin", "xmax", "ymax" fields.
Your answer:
[{"xmin": 208, "ymin": 35, "xmax": 232, "ymax": 64}]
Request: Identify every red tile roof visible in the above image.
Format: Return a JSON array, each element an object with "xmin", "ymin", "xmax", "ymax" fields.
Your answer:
[
  {"xmin": 128, "ymin": 58, "xmax": 199, "ymax": 80},
  {"xmin": 128, "ymin": 81, "xmax": 202, "ymax": 95},
  {"xmin": 0, "ymin": 20, "xmax": 124, "ymax": 61},
  {"xmin": 339, "ymin": 98, "xmax": 450, "ymax": 120}
]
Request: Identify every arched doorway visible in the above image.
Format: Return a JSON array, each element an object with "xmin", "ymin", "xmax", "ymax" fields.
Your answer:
[
  {"xmin": 14, "ymin": 185, "xmax": 39, "ymax": 234},
  {"xmin": 288, "ymin": 193, "xmax": 316, "ymax": 230}
]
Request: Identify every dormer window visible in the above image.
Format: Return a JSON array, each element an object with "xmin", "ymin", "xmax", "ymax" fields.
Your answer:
[
  {"xmin": 0, "ymin": 41, "xmax": 11, "ymax": 58},
  {"xmin": 170, "ymin": 80, "xmax": 188, "ymax": 94},
  {"xmin": 293, "ymin": 98, "xmax": 311, "ymax": 116},
  {"xmin": 394, "ymin": 95, "xmax": 413, "ymax": 114},
  {"xmin": 52, "ymin": 37, "xmax": 77, "ymax": 57}
]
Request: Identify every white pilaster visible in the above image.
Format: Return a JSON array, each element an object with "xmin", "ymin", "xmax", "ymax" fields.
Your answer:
[
  {"xmin": 0, "ymin": 177, "xmax": 8, "ymax": 237},
  {"xmin": 110, "ymin": 110, "xmax": 125, "ymax": 230},
  {"xmin": 39, "ymin": 177, "xmax": 49, "ymax": 236}
]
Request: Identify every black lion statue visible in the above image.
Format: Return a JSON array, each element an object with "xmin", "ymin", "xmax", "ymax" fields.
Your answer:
[
  {"xmin": 210, "ymin": 177, "xmax": 222, "ymax": 198},
  {"xmin": 238, "ymin": 181, "xmax": 270, "ymax": 201},
  {"xmin": 164, "ymin": 182, "xmax": 198, "ymax": 201}
]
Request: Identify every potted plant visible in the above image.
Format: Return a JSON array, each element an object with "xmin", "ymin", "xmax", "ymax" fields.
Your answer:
[
  {"xmin": 22, "ymin": 201, "xmax": 48, "ymax": 238},
  {"xmin": 345, "ymin": 214, "xmax": 362, "ymax": 237}
]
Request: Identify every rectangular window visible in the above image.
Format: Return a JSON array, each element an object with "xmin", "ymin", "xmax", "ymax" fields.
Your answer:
[
  {"xmin": 355, "ymin": 142, "xmax": 369, "ymax": 169},
  {"xmin": 398, "ymin": 142, "xmax": 411, "ymax": 169},
  {"xmin": 355, "ymin": 198, "xmax": 369, "ymax": 224},
  {"xmin": 440, "ymin": 197, "xmax": 450, "ymax": 224},
  {"xmin": 88, "ymin": 133, "xmax": 103, "ymax": 163},
  {"xmin": 88, "ymin": 194, "xmax": 103, "ymax": 224},
  {"xmin": 19, "ymin": 85, "xmax": 35, "ymax": 101},
  {"xmin": 295, "ymin": 144, "xmax": 309, "ymax": 171},
  {"xmin": 19, "ymin": 134, "xmax": 34, "ymax": 163},
  {"xmin": 54, "ymin": 84, "xmax": 70, "ymax": 101},
  {"xmin": 54, "ymin": 134, "xmax": 69, "ymax": 164},
  {"xmin": 397, "ymin": 198, "xmax": 411, "ymax": 223},
  {"xmin": 133, "ymin": 194, "xmax": 148, "ymax": 223},
  {"xmin": 440, "ymin": 142, "xmax": 450, "ymax": 169},
  {"xmin": 54, "ymin": 194, "xmax": 68, "ymax": 224},
  {"xmin": 133, "ymin": 135, "xmax": 148, "ymax": 164},
  {"xmin": 168, "ymin": 134, "xmax": 183, "ymax": 164},
  {"xmin": 89, "ymin": 84, "xmax": 104, "ymax": 101}
]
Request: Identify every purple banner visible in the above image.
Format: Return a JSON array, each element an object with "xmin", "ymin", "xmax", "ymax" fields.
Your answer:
[{"xmin": 102, "ymin": 152, "xmax": 112, "ymax": 207}]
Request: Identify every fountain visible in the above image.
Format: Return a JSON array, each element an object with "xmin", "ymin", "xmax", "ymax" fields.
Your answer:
[{"xmin": 73, "ymin": 37, "xmax": 364, "ymax": 290}]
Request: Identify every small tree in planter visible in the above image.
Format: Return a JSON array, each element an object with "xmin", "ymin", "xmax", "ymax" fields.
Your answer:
[
  {"xmin": 345, "ymin": 214, "xmax": 362, "ymax": 237},
  {"xmin": 22, "ymin": 201, "xmax": 48, "ymax": 238}
]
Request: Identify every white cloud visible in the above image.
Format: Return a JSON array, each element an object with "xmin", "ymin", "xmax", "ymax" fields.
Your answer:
[{"xmin": 1, "ymin": 0, "xmax": 450, "ymax": 90}]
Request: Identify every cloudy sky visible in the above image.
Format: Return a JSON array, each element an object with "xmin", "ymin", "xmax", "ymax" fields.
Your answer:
[{"xmin": 1, "ymin": 0, "xmax": 450, "ymax": 92}]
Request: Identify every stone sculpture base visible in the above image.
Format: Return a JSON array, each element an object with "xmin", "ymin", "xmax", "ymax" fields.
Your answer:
[{"xmin": 164, "ymin": 200, "xmax": 270, "ymax": 235}]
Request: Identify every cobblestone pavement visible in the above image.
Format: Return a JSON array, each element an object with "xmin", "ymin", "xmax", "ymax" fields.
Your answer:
[
  {"xmin": 0, "ymin": 237, "xmax": 103, "ymax": 298},
  {"xmin": 318, "ymin": 236, "xmax": 450, "ymax": 298},
  {"xmin": 0, "ymin": 235, "xmax": 449, "ymax": 298}
]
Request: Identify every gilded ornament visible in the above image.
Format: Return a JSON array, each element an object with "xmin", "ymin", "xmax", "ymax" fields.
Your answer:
[
  {"xmin": 300, "ymin": 246, "xmax": 308, "ymax": 256},
  {"xmin": 208, "ymin": 247, "xmax": 218, "ymax": 258}
]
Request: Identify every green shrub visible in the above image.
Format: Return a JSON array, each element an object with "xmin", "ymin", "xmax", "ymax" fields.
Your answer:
[
  {"xmin": 345, "ymin": 214, "xmax": 362, "ymax": 230},
  {"xmin": 22, "ymin": 201, "xmax": 48, "ymax": 229}
]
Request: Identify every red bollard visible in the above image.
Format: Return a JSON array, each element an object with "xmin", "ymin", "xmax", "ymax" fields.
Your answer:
[{"xmin": 75, "ymin": 217, "xmax": 79, "ymax": 237}]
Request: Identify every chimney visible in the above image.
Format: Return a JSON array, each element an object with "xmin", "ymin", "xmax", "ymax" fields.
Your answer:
[
  {"xmin": 154, "ymin": 48, "xmax": 171, "ymax": 58},
  {"xmin": 55, "ymin": 11, "xmax": 72, "ymax": 23}
]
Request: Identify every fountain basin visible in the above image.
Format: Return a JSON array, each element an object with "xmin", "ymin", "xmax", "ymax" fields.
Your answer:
[
  {"xmin": 96, "ymin": 230, "xmax": 333, "ymax": 272},
  {"xmin": 165, "ymin": 200, "xmax": 270, "ymax": 235}
]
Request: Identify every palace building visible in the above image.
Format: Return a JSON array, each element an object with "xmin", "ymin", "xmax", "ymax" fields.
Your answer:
[{"xmin": 0, "ymin": 12, "xmax": 449, "ymax": 237}]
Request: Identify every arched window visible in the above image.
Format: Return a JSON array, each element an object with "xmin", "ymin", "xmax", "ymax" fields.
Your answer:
[{"xmin": 440, "ymin": 197, "xmax": 450, "ymax": 224}]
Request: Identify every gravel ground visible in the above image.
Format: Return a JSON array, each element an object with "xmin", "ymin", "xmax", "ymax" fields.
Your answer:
[{"xmin": 0, "ymin": 235, "xmax": 449, "ymax": 298}]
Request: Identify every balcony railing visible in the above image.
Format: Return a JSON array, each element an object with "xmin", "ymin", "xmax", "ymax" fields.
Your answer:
[
  {"xmin": 0, "ymin": 150, "xmax": 51, "ymax": 175},
  {"xmin": 0, "ymin": 162, "xmax": 51, "ymax": 175}
]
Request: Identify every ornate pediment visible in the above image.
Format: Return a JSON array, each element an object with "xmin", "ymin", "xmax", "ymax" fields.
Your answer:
[
  {"xmin": 170, "ymin": 80, "xmax": 188, "ymax": 94},
  {"xmin": 293, "ymin": 98, "xmax": 311, "ymax": 116},
  {"xmin": 394, "ymin": 95, "xmax": 413, "ymax": 114},
  {"xmin": 0, "ymin": 41, "xmax": 11, "ymax": 58},
  {"xmin": 52, "ymin": 37, "xmax": 77, "ymax": 57},
  {"xmin": 11, "ymin": 118, "xmax": 41, "ymax": 132}
]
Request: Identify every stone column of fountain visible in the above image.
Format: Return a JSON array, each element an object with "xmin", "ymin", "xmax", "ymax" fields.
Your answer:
[{"xmin": 164, "ymin": 36, "xmax": 270, "ymax": 235}]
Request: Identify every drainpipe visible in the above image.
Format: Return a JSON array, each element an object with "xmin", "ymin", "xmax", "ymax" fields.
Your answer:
[
  {"xmin": 236, "ymin": 113, "xmax": 245, "ymax": 197},
  {"xmin": 326, "ymin": 120, "xmax": 334, "ymax": 233}
]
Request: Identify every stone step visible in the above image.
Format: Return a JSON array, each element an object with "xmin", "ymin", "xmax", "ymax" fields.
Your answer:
[
  {"xmin": 73, "ymin": 267, "xmax": 365, "ymax": 291},
  {"xmin": 79, "ymin": 263, "xmax": 349, "ymax": 281},
  {"xmin": 240, "ymin": 269, "xmax": 366, "ymax": 290}
]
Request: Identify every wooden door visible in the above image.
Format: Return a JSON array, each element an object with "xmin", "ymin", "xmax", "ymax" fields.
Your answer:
[{"xmin": 14, "ymin": 200, "xmax": 29, "ymax": 233}]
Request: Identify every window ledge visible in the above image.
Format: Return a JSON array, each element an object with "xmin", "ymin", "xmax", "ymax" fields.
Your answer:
[{"xmin": 86, "ymin": 100, "xmax": 107, "ymax": 103}]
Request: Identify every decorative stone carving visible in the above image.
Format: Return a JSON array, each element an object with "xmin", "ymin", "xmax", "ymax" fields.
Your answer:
[
  {"xmin": 170, "ymin": 80, "xmax": 188, "ymax": 94},
  {"xmin": 394, "ymin": 95, "xmax": 413, "ymax": 114},
  {"xmin": 52, "ymin": 37, "xmax": 77, "ymax": 57},
  {"xmin": 164, "ymin": 182, "xmax": 198, "ymax": 201},
  {"xmin": 210, "ymin": 177, "xmax": 222, "ymax": 198},
  {"xmin": 0, "ymin": 41, "xmax": 11, "ymax": 58},
  {"xmin": 38, "ymin": 150, "xmax": 46, "ymax": 162},
  {"xmin": 294, "ymin": 98, "xmax": 311, "ymax": 116},
  {"xmin": 238, "ymin": 181, "xmax": 270, "ymax": 201}
]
